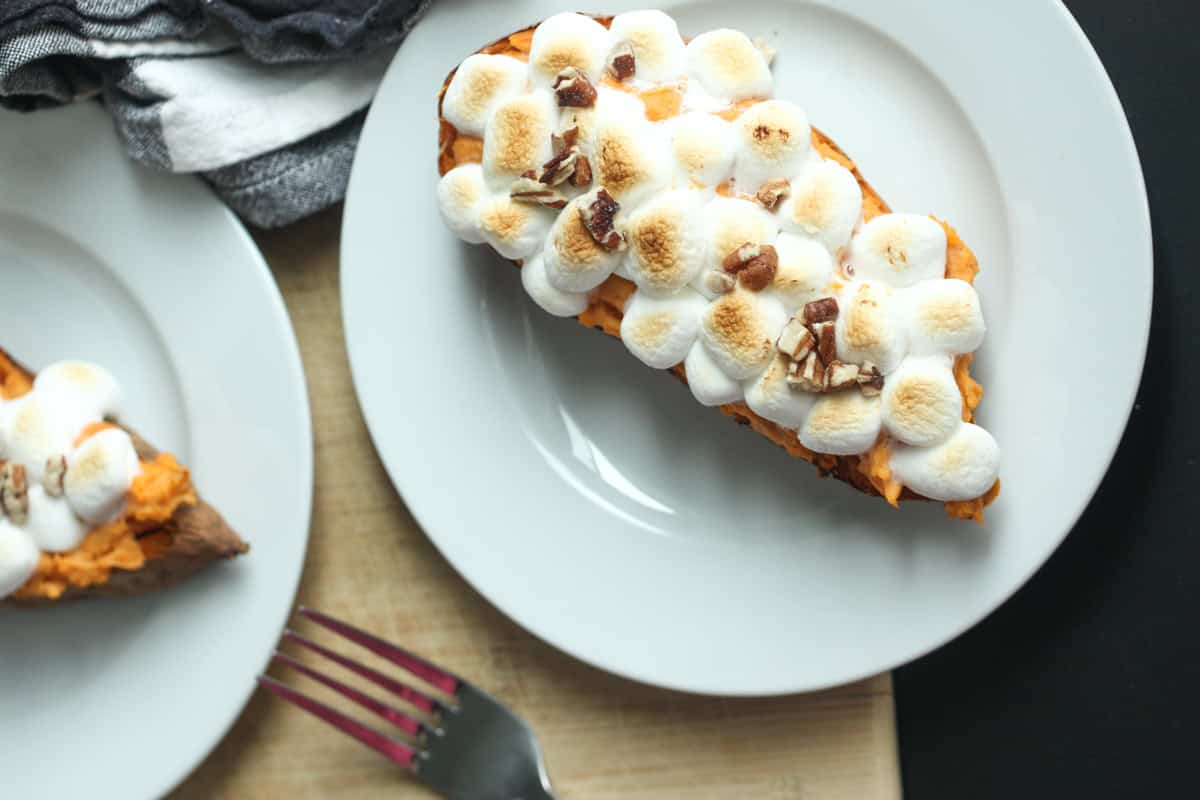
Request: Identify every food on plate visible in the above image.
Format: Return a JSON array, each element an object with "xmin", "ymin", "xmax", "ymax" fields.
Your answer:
[{"xmin": 435, "ymin": 10, "xmax": 1000, "ymax": 521}]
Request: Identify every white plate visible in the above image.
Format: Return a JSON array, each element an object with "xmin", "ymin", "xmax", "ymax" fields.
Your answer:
[
  {"xmin": 343, "ymin": 0, "xmax": 1150, "ymax": 694},
  {"xmin": 0, "ymin": 104, "xmax": 313, "ymax": 794}
]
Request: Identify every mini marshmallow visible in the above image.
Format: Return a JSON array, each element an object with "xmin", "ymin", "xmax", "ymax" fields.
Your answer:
[
  {"xmin": 0, "ymin": 393, "xmax": 91, "ymax": 482},
  {"xmin": 699, "ymin": 195, "xmax": 778, "ymax": 278},
  {"xmin": 0, "ymin": 520, "xmax": 39, "ymax": 598},
  {"xmin": 521, "ymin": 252, "xmax": 589, "ymax": 317},
  {"xmin": 441, "ymin": 53, "xmax": 529, "ymax": 136},
  {"xmin": 732, "ymin": 100, "xmax": 811, "ymax": 191},
  {"xmin": 767, "ymin": 233, "xmax": 835, "ymax": 311},
  {"xmin": 668, "ymin": 112, "xmax": 736, "ymax": 187},
  {"xmin": 590, "ymin": 102, "xmax": 671, "ymax": 209},
  {"xmin": 23, "ymin": 485, "xmax": 88, "ymax": 553},
  {"xmin": 881, "ymin": 356, "xmax": 963, "ymax": 446},
  {"xmin": 684, "ymin": 341, "xmax": 743, "ymax": 406},
  {"xmin": 778, "ymin": 157, "xmax": 862, "ymax": 256},
  {"xmin": 685, "ymin": 29, "xmax": 773, "ymax": 100},
  {"xmin": 608, "ymin": 10, "xmax": 686, "ymax": 83},
  {"xmin": 64, "ymin": 426, "xmax": 141, "ymax": 526},
  {"xmin": 563, "ymin": 87, "xmax": 644, "ymax": 154},
  {"xmin": 836, "ymin": 281, "xmax": 907, "ymax": 374},
  {"xmin": 481, "ymin": 92, "xmax": 557, "ymax": 187},
  {"xmin": 437, "ymin": 164, "xmax": 488, "ymax": 244},
  {"xmin": 624, "ymin": 189, "xmax": 706, "ymax": 293},
  {"xmin": 543, "ymin": 194, "xmax": 624, "ymax": 291},
  {"xmin": 744, "ymin": 353, "xmax": 816, "ymax": 429},
  {"xmin": 620, "ymin": 288, "xmax": 707, "ymax": 369},
  {"xmin": 889, "ymin": 422, "xmax": 1000, "ymax": 502},
  {"xmin": 477, "ymin": 194, "xmax": 554, "ymax": 260},
  {"xmin": 699, "ymin": 290, "xmax": 788, "ymax": 379},
  {"xmin": 33, "ymin": 361, "xmax": 121, "ymax": 420},
  {"xmin": 904, "ymin": 278, "xmax": 986, "ymax": 356},
  {"xmin": 528, "ymin": 12, "xmax": 611, "ymax": 85},
  {"xmin": 848, "ymin": 213, "xmax": 947, "ymax": 288},
  {"xmin": 799, "ymin": 390, "xmax": 883, "ymax": 456}
]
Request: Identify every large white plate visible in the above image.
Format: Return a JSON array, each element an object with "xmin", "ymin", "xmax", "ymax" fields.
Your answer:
[
  {"xmin": 343, "ymin": 0, "xmax": 1150, "ymax": 695},
  {"xmin": 0, "ymin": 104, "xmax": 313, "ymax": 794}
]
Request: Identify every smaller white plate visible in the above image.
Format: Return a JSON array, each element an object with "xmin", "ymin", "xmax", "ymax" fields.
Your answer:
[{"xmin": 0, "ymin": 103, "xmax": 313, "ymax": 798}]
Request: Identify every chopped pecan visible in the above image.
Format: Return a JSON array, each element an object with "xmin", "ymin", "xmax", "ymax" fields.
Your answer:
[
  {"xmin": 510, "ymin": 177, "xmax": 568, "ymax": 209},
  {"xmin": 786, "ymin": 352, "xmax": 826, "ymax": 393},
  {"xmin": 857, "ymin": 362, "xmax": 884, "ymax": 396},
  {"xmin": 539, "ymin": 147, "xmax": 581, "ymax": 186},
  {"xmin": 755, "ymin": 179, "xmax": 790, "ymax": 210},
  {"xmin": 44, "ymin": 454, "xmax": 67, "ymax": 497},
  {"xmin": 607, "ymin": 41, "xmax": 637, "ymax": 81},
  {"xmin": 813, "ymin": 320, "xmax": 837, "ymax": 364},
  {"xmin": 1, "ymin": 462, "xmax": 29, "ymax": 525},
  {"xmin": 824, "ymin": 360, "xmax": 861, "ymax": 391},
  {"xmin": 551, "ymin": 126, "xmax": 580, "ymax": 156},
  {"xmin": 777, "ymin": 316, "xmax": 815, "ymax": 360},
  {"xmin": 721, "ymin": 242, "xmax": 779, "ymax": 292},
  {"xmin": 571, "ymin": 154, "xmax": 593, "ymax": 187},
  {"xmin": 581, "ymin": 188, "xmax": 625, "ymax": 250},
  {"xmin": 802, "ymin": 296, "xmax": 839, "ymax": 325},
  {"xmin": 554, "ymin": 67, "xmax": 598, "ymax": 107}
]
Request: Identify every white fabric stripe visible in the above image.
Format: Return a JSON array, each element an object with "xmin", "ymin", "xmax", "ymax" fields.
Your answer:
[{"xmin": 90, "ymin": 31, "xmax": 238, "ymax": 59}]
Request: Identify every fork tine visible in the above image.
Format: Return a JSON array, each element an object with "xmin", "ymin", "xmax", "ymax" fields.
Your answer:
[
  {"xmin": 257, "ymin": 676, "xmax": 417, "ymax": 769},
  {"xmin": 298, "ymin": 607, "xmax": 460, "ymax": 695},
  {"xmin": 282, "ymin": 629, "xmax": 441, "ymax": 713},
  {"xmin": 272, "ymin": 652, "xmax": 423, "ymax": 739}
]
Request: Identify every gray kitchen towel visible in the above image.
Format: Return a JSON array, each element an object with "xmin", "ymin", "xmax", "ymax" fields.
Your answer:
[{"xmin": 0, "ymin": 0, "xmax": 431, "ymax": 227}]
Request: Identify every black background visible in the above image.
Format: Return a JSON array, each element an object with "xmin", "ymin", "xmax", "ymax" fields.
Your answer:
[{"xmin": 895, "ymin": 2, "xmax": 1199, "ymax": 797}]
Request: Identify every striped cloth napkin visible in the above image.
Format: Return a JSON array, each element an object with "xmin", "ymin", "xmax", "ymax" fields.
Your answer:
[{"xmin": 0, "ymin": 0, "xmax": 430, "ymax": 227}]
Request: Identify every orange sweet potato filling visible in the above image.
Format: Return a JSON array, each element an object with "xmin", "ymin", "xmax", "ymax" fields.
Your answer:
[
  {"xmin": 440, "ymin": 22, "xmax": 1000, "ymax": 522},
  {"xmin": 0, "ymin": 352, "xmax": 196, "ymax": 599}
]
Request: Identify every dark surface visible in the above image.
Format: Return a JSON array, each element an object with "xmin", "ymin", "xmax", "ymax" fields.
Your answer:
[{"xmin": 895, "ymin": 2, "xmax": 1199, "ymax": 797}]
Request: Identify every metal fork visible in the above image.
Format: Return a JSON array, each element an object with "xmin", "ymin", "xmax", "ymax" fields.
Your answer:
[{"xmin": 258, "ymin": 608, "xmax": 555, "ymax": 800}]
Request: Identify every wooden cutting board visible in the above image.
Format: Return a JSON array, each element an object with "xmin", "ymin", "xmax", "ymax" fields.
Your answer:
[{"xmin": 171, "ymin": 206, "xmax": 901, "ymax": 800}]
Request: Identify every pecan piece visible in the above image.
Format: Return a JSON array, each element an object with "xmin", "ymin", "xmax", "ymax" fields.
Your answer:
[
  {"xmin": 813, "ymin": 320, "xmax": 837, "ymax": 364},
  {"xmin": 857, "ymin": 362, "xmax": 884, "ymax": 397},
  {"xmin": 824, "ymin": 360, "xmax": 861, "ymax": 391},
  {"xmin": 721, "ymin": 242, "xmax": 779, "ymax": 292},
  {"xmin": 802, "ymin": 296, "xmax": 839, "ymax": 325},
  {"xmin": 44, "ymin": 454, "xmax": 67, "ymax": 497},
  {"xmin": 777, "ymin": 316, "xmax": 815, "ymax": 360},
  {"xmin": 607, "ymin": 41, "xmax": 637, "ymax": 81},
  {"xmin": 755, "ymin": 179, "xmax": 790, "ymax": 210},
  {"xmin": 1, "ymin": 462, "xmax": 29, "ymax": 525},
  {"xmin": 539, "ymin": 147, "xmax": 581, "ymax": 186},
  {"xmin": 571, "ymin": 154, "xmax": 593, "ymax": 188},
  {"xmin": 786, "ymin": 352, "xmax": 826, "ymax": 393},
  {"xmin": 581, "ymin": 188, "xmax": 625, "ymax": 251},
  {"xmin": 551, "ymin": 126, "xmax": 580, "ymax": 156},
  {"xmin": 510, "ymin": 177, "xmax": 568, "ymax": 209},
  {"xmin": 554, "ymin": 67, "xmax": 597, "ymax": 107}
]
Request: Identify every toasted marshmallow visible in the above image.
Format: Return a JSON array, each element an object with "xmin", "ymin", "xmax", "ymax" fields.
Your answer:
[
  {"xmin": 0, "ymin": 520, "xmax": 39, "ymax": 598},
  {"xmin": 528, "ymin": 12, "xmax": 611, "ymax": 85},
  {"xmin": 590, "ymin": 101, "xmax": 671, "ymax": 209},
  {"xmin": 767, "ymin": 233, "xmax": 835, "ymax": 311},
  {"xmin": 905, "ymin": 278, "xmax": 986, "ymax": 356},
  {"xmin": 685, "ymin": 29, "xmax": 773, "ymax": 100},
  {"xmin": 881, "ymin": 356, "xmax": 963, "ymax": 446},
  {"xmin": 0, "ymin": 393, "xmax": 91, "ymax": 482},
  {"xmin": 684, "ymin": 340, "xmax": 742, "ymax": 406},
  {"xmin": 543, "ymin": 195, "xmax": 624, "ymax": 291},
  {"xmin": 744, "ymin": 353, "xmax": 816, "ymax": 429},
  {"xmin": 835, "ymin": 281, "xmax": 907, "ymax": 374},
  {"xmin": 608, "ymin": 10, "xmax": 686, "ymax": 83},
  {"xmin": 699, "ymin": 195, "xmax": 778, "ymax": 278},
  {"xmin": 668, "ymin": 112, "xmax": 736, "ymax": 187},
  {"xmin": 521, "ymin": 252, "xmax": 589, "ymax": 317},
  {"xmin": 441, "ymin": 53, "xmax": 529, "ymax": 137},
  {"xmin": 437, "ymin": 164, "xmax": 487, "ymax": 244},
  {"xmin": 848, "ymin": 213, "xmax": 947, "ymax": 287},
  {"xmin": 33, "ymin": 361, "xmax": 121, "ymax": 420},
  {"xmin": 700, "ymin": 290, "xmax": 788, "ymax": 379},
  {"xmin": 799, "ymin": 390, "xmax": 883, "ymax": 456},
  {"xmin": 624, "ymin": 189, "xmax": 706, "ymax": 293},
  {"xmin": 563, "ymin": 87, "xmax": 644, "ymax": 153},
  {"xmin": 889, "ymin": 422, "xmax": 1000, "ymax": 502},
  {"xmin": 64, "ymin": 427, "xmax": 140, "ymax": 526},
  {"xmin": 778, "ymin": 157, "xmax": 862, "ymax": 256},
  {"xmin": 620, "ymin": 289, "xmax": 707, "ymax": 369},
  {"xmin": 731, "ymin": 100, "xmax": 811, "ymax": 191},
  {"xmin": 477, "ymin": 195, "xmax": 553, "ymax": 260},
  {"xmin": 481, "ymin": 92, "xmax": 557, "ymax": 187},
  {"xmin": 24, "ymin": 485, "xmax": 88, "ymax": 553}
]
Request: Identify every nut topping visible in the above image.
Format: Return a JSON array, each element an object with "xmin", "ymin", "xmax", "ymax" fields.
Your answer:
[
  {"xmin": 857, "ymin": 362, "xmax": 884, "ymax": 397},
  {"xmin": 823, "ymin": 360, "xmax": 861, "ymax": 391},
  {"xmin": 607, "ymin": 41, "xmax": 637, "ymax": 81},
  {"xmin": 777, "ymin": 317, "xmax": 815, "ymax": 360},
  {"xmin": 551, "ymin": 126, "xmax": 580, "ymax": 155},
  {"xmin": 509, "ymin": 177, "xmax": 568, "ymax": 209},
  {"xmin": 802, "ymin": 296, "xmax": 839, "ymax": 325},
  {"xmin": 554, "ymin": 67, "xmax": 598, "ymax": 108},
  {"xmin": 755, "ymin": 179, "xmax": 790, "ymax": 210},
  {"xmin": 44, "ymin": 454, "xmax": 67, "ymax": 497},
  {"xmin": 580, "ymin": 188, "xmax": 625, "ymax": 251},
  {"xmin": 1, "ymin": 462, "xmax": 29, "ymax": 525},
  {"xmin": 571, "ymin": 154, "xmax": 592, "ymax": 188},
  {"xmin": 539, "ymin": 147, "xmax": 581, "ymax": 186},
  {"xmin": 786, "ymin": 352, "xmax": 825, "ymax": 392},
  {"xmin": 721, "ymin": 242, "xmax": 779, "ymax": 292},
  {"xmin": 702, "ymin": 269, "xmax": 736, "ymax": 296},
  {"xmin": 813, "ymin": 320, "xmax": 837, "ymax": 364}
]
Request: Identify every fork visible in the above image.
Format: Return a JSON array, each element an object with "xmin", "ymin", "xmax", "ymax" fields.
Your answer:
[{"xmin": 258, "ymin": 608, "xmax": 556, "ymax": 800}]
